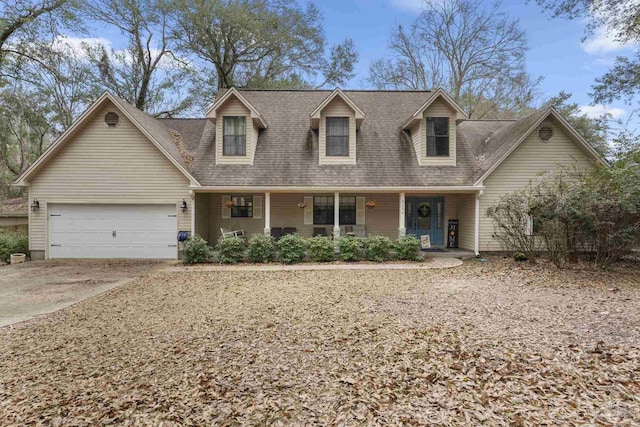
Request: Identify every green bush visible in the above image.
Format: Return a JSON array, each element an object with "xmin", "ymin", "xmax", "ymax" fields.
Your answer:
[
  {"xmin": 364, "ymin": 235, "xmax": 392, "ymax": 262},
  {"xmin": 248, "ymin": 234, "xmax": 275, "ymax": 263},
  {"xmin": 278, "ymin": 233, "xmax": 306, "ymax": 264},
  {"xmin": 395, "ymin": 235, "xmax": 422, "ymax": 261},
  {"xmin": 306, "ymin": 236, "xmax": 335, "ymax": 262},
  {"xmin": 514, "ymin": 252, "xmax": 528, "ymax": 261},
  {"xmin": 338, "ymin": 236, "xmax": 364, "ymax": 261},
  {"xmin": 183, "ymin": 234, "xmax": 213, "ymax": 264},
  {"xmin": 215, "ymin": 236, "xmax": 246, "ymax": 264},
  {"xmin": 0, "ymin": 231, "xmax": 29, "ymax": 264}
]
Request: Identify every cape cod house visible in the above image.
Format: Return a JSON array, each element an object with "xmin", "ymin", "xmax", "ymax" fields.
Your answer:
[{"xmin": 14, "ymin": 88, "xmax": 606, "ymax": 260}]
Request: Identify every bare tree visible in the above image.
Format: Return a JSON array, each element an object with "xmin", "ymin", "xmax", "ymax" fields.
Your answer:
[
  {"xmin": 80, "ymin": 0, "xmax": 193, "ymax": 116},
  {"xmin": 369, "ymin": 0, "xmax": 540, "ymax": 119},
  {"xmin": 171, "ymin": 0, "xmax": 358, "ymax": 92},
  {"xmin": 0, "ymin": 0, "xmax": 69, "ymax": 73},
  {"xmin": 0, "ymin": 85, "xmax": 51, "ymax": 180}
]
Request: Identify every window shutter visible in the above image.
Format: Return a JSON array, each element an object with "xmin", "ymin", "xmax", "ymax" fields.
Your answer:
[
  {"xmin": 253, "ymin": 196, "xmax": 263, "ymax": 219},
  {"xmin": 303, "ymin": 196, "xmax": 314, "ymax": 225},
  {"xmin": 356, "ymin": 197, "xmax": 366, "ymax": 225},
  {"xmin": 222, "ymin": 195, "xmax": 231, "ymax": 219}
]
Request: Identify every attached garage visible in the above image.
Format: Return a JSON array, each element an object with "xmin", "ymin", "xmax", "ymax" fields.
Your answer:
[{"xmin": 48, "ymin": 204, "xmax": 178, "ymax": 259}]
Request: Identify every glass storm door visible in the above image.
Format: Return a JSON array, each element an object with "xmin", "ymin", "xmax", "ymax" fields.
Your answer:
[{"xmin": 405, "ymin": 197, "xmax": 445, "ymax": 245}]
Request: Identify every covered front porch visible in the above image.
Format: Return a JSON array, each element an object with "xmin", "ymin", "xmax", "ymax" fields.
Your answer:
[{"xmin": 192, "ymin": 190, "xmax": 480, "ymax": 254}]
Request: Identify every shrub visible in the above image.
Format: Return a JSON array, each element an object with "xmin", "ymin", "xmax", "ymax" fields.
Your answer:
[
  {"xmin": 278, "ymin": 233, "xmax": 306, "ymax": 264},
  {"xmin": 248, "ymin": 234, "xmax": 275, "ymax": 263},
  {"xmin": 306, "ymin": 236, "xmax": 335, "ymax": 262},
  {"xmin": 513, "ymin": 252, "xmax": 528, "ymax": 261},
  {"xmin": 0, "ymin": 231, "xmax": 29, "ymax": 264},
  {"xmin": 338, "ymin": 236, "xmax": 364, "ymax": 261},
  {"xmin": 215, "ymin": 236, "xmax": 246, "ymax": 264},
  {"xmin": 364, "ymin": 235, "xmax": 392, "ymax": 262},
  {"xmin": 486, "ymin": 187, "xmax": 542, "ymax": 263},
  {"xmin": 395, "ymin": 235, "xmax": 421, "ymax": 261},
  {"xmin": 183, "ymin": 234, "xmax": 213, "ymax": 264}
]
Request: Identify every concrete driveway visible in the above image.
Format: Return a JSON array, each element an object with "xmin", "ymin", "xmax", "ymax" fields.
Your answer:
[{"xmin": 0, "ymin": 260, "xmax": 168, "ymax": 327}]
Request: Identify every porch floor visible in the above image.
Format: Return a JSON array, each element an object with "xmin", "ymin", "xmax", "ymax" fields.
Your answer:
[{"xmin": 421, "ymin": 248, "xmax": 476, "ymax": 259}]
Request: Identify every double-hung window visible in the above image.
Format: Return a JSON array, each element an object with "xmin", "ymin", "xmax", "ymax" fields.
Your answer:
[
  {"xmin": 326, "ymin": 117, "xmax": 349, "ymax": 156},
  {"xmin": 313, "ymin": 196, "xmax": 356, "ymax": 225},
  {"xmin": 426, "ymin": 117, "xmax": 449, "ymax": 157},
  {"xmin": 223, "ymin": 116, "xmax": 246, "ymax": 156},
  {"xmin": 231, "ymin": 196, "xmax": 253, "ymax": 218}
]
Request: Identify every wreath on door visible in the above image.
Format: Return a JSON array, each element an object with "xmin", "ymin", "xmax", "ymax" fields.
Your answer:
[{"xmin": 418, "ymin": 205, "xmax": 431, "ymax": 218}]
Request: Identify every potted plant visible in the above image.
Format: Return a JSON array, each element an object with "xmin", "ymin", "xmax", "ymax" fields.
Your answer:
[{"xmin": 366, "ymin": 200, "xmax": 376, "ymax": 209}]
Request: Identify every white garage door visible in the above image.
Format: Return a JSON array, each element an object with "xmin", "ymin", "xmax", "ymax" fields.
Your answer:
[{"xmin": 48, "ymin": 204, "xmax": 177, "ymax": 259}]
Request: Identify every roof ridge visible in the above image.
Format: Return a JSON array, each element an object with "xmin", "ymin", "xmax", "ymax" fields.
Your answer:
[{"xmin": 234, "ymin": 88, "xmax": 433, "ymax": 93}]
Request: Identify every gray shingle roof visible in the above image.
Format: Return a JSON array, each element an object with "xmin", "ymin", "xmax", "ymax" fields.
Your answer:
[{"xmin": 119, "ymin": 90, "xmax": 558, "ymax": 188}]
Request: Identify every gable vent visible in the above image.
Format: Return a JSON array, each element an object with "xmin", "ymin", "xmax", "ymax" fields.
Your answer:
[
  {"xmin": 538, "ymin": 126, "xmax": 553, "ymax": 141},
  {"xmin": 105, "ymin": 112, "xmax": 119, "ymax": 128}
]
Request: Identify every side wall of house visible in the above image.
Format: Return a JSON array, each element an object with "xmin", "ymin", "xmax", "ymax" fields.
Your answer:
[
  {"xmin": 28, "ymin": 101, "xmax": 191, "ymax": 258},
  {"xmin": 479, "ymin": 116, "xmax": 599, "ymax": 251},
  {"xmin": 456, "ymin": 194, "xmax": 476, "ymax": 251}
]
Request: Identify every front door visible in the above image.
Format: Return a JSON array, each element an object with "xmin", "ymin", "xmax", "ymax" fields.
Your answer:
[{"xmin": 406, "ymin": 197, "xmax": 445, "ymax": 246}]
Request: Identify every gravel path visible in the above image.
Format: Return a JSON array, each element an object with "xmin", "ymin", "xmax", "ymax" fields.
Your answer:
[{"xmin": 0, "ymin": 257, "xmax": 638, "ymax": 425}]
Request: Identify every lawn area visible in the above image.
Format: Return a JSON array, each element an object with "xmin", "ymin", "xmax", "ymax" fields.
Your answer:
[{"xmin": 1, "ymin": 257, "xmax": 639, "ymax": 425}]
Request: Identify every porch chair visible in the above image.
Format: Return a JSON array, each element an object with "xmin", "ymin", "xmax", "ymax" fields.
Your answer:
[
  {"xmin": 313, "ymin": 227, "xmax": 328, "ymax": 237},
  {"xmin": 220, "ymin": 227, "xmax": 245, "ymax": 239}
]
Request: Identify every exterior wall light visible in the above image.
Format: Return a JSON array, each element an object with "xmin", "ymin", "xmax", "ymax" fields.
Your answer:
[
  {"xmin": 31, "ymin": 199, "xmax": 40, "ymax": 212},
  {"xmin": 180, "ymin": 199, "xmax": 188, "ymax": 213}
]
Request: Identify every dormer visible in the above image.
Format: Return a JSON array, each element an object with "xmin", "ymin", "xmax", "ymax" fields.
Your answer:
[
  {"xmin": 206, "ymin": 87, "xmax": 268, "ymax": 165},
  {"xmin": 402, "ymin": 88, "xmax": 467, "ymax": 167},
  {"xmin": 310, "ymin": 88, "xmax": 365, "ymax": 166}
]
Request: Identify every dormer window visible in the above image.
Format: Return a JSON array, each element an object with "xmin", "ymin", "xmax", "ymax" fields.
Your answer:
[
  {"xmin": 426, "ymin": 117, "xmax": 449, "ymax": 157},
  {"xmin": 326, "ymin": 117, "xmax": 349, "ymax": 156},
  {"xmin": 223, "ymin": 116, "xmax": 246, "ymax": 156}
]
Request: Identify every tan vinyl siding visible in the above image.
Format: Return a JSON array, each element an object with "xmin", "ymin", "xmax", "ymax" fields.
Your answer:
[
  {"xmin": 456, "ymin": 194, "xmax": 476, "ymax": 251},
  {"xmin": 410, "ymin": 122, "xmax": 422, "ymax": 166},
  {"xmin": 206, "ymin": 193, "xmax": 265, "ymax": 243},
  {"xmin": 194, "ymin": 193, "xmax": 211, "ymax": 242},
  {"xmin": 319, "ymin": 98, "xmax": 356, "ymax": 165},
  {"xmin": 215, "ymin": 96, "xmax": 254, "ymax": 165},
  {"xmin": 479, "ymin": 117, "xmax": 598, "ymax": 251},
  {"xmin": 413, "ymin": 97, "xmax": 457, "ymax": 166},
  {"xmin": 359, "ymin": 193, "xmax": 398, "ymax": 238},
  {"xmin": 28, "ymin": 101, "xmax": 191, "ymax": 253}
]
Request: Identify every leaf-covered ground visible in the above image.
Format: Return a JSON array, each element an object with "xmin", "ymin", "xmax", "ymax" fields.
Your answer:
[{"xmin": 1, "ymin": 258, "xmax": 639, "ymax": 425}]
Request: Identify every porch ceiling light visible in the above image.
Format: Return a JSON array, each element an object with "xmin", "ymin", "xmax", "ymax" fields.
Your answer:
[{"xmin": 30, "ymin": 199, "xmax": 40, "ymax": 212}]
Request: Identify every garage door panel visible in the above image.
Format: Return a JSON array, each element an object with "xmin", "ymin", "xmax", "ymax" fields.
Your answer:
[{"xmin": 48, "ymin": 204, "xmax": 177, "ymax": 259}]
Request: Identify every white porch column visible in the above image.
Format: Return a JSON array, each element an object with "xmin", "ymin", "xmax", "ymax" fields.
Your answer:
[
  {"xmin": 474, "ymin": 189, "xmax": 483, "ymax": 256},
  {"xmin": 190, "ymin": 190, "xmax": 195, "ymax": 236},
  {"xmin": 398, "ymin": 192, "xmax": 406, "ymax": 238},
  {"xmin": 333, "ymin": 192, "xmax": 340, "ymax": 242},
  {"xmin": 264, "ymin": 192, "xmax": 271, "ymax": 236}
]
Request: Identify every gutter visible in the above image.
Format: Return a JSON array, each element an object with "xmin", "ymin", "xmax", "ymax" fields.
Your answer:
[{"xmin": 189, "ymin": 185, "xmax": 485, "ymax": 193}]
